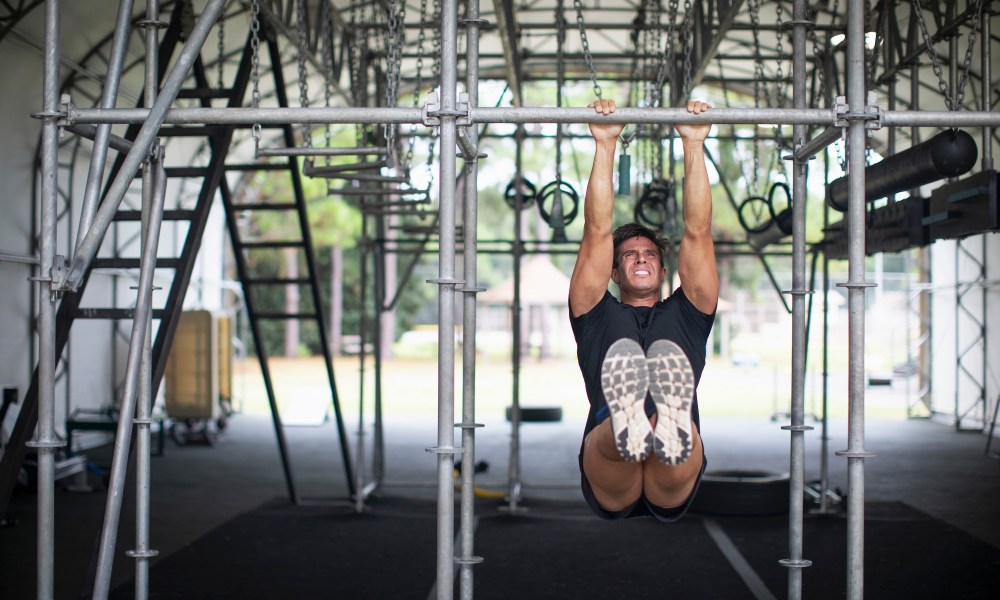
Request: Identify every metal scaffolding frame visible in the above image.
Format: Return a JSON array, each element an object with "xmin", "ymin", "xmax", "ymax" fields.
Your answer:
[{"xmin": 15, "ymin": 1, "xmax": 999, "ymax": 600}]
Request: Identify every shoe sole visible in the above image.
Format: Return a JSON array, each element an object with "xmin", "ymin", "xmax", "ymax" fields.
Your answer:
[
  {"xmin": 647, "ymin": 339, "xmax": 695, "ymax": 465},
  {"xmin": 600, "ymin": 338, "xmax": 651, "ymax": 462}
]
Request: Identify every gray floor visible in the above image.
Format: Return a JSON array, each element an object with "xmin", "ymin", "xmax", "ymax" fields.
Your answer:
[{"xmin": 3, "ymin": 407, "xmax": 1000, "ymax": 597}]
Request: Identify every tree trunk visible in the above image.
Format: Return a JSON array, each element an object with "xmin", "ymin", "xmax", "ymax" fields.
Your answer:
[{"xmin": 330, "ymin": 245, "xmax": 343, "ymax": 356}]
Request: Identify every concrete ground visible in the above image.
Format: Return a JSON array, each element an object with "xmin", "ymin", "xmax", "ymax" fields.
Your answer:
[{"xmin": 2, "ymin": 390, "xmax": 999, "ymax": 598}]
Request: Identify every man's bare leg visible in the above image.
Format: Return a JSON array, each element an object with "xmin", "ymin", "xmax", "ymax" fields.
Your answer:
[
  {"xmin": 643, "ymin": 421, "xmax": 703, "ymax": 508},
  {"xmin": 582, "ymin": 420, "xmax": 644, "ymax": 511}
]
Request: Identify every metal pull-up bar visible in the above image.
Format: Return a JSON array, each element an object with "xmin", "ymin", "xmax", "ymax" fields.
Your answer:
[{"xmin": 62, "ymin": 104, "xmax": 1000, "ymax": 129}]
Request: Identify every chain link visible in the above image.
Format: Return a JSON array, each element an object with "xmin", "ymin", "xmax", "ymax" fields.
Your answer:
[
  {"xmin": 910, "ymin": 0, "xmax": 985, "ymax": 111},
  {"xmin": 573, "ymin": 0, "xmax": 603, "ymax": 100},
  {"xmin": 385, "ymin": 0, "xmax": 406, "ymax": 160},
  {"xmin": 955, "ymin": 0, "xmax": 987, "ymax": 110},
  {"xmin": 321, "ymin": 2, "xmax": 334, "ymax": 161},
  {"xmin": 747, "ymin": 0, "xmax": 763, "ymax": 194},
  {"xmin": 404, "ymin": 0, "xmax": 430, "ymax": 174},
  {"xmin": 217, "ymin": 5, "xmax": 225, "ymax": 90},
  {"xmin": 250, "ymin": 0, "xmax": 261, "ymax": 146},
  {"xmin": 295, "ymin": 0, "xmax": 312, "ymax": 147},
  {"xmin": 682, "ymin": 0, "xmax": 693, "ymax": 100},
  {"xmin": 652, "ymin": 0, "xmax": 680, "ymax": 107}
]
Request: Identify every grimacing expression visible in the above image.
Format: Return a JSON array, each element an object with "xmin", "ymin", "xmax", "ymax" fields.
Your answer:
[{"xmin": 612, "ymin": 236, "xmax": 666, "ymax": 292}]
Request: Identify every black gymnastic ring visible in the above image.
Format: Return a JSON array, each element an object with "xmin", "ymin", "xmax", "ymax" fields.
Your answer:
[
  {"xmin": 635, "ymin": 179, "xmax": 673, "ymax": 228},
  {"xmin": 535, "ymin": 179, "xmax": 580, "ymax": 227},
  {"xmin": 503, "ymin": 176, "xmax": 537, "ymax": 210},
  {"xmin": 737, "ymin": 195, "xmax": 774, "ymax": 234},
  {"xmin": 767, "ymin": 181, "xmax": 792, "ymax": 221}
]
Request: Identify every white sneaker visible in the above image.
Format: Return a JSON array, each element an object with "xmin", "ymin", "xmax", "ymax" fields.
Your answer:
[
  {"xmin": 600, "ymin": 338, "xmax": 652, "ymax": 462},
  {"xmin": 646, "ymin": 339, "xmax": 695, "ymax": 465}
]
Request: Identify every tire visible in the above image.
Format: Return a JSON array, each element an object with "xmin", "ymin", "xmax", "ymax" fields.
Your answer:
[
  {"xmin": 505, "ymin": 406, "xmax": 563, "ymax": 423},
  {"xmin": 691, "ymin": 469, "xmax": 790, "ymax": 516}
]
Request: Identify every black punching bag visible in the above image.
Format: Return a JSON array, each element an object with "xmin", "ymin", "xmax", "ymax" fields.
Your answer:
[{"xmin": 826, "ymin": 129, "xmax": 978, "ymax": 212}]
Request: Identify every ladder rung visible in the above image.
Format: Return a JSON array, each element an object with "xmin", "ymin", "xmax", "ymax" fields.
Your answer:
[
  {"xmin": 157, "ymin": 126, "xmax": 222, "ymax": 138},
  {"xmin": 245, "ymin": 277, "xmax": 312, "ymax": 285},
  {"xmin": 253, "ymin": 312, "xmax": 319, "ymax": 320},
  {"xmin": 240, "ymin": 240, "xmax": 305, "ymax": 249},
  {"xmin": 225, "ymin": 163, "xmax": 290, "ymax": 172},
  {"xmin": 115, "ymin": 210, "xmax": 196, "ymax": 222},
  {"xmin": 73, "ymin": 308, "xmax": 167, "ymax": 320},
  {"xmin": 91, "ymin": 257, "xmax": 182, "ymax": 269},
  {"xmin": 229, "ymin": 202, "xmax": 298, "ymax": 211},
  {"xmin": 176, "ymin": 88, "xmax": 233, "ymax": 100},
  {"xmin": 166, "ymin": 167, "xmax": 210, "ymax": 178}
]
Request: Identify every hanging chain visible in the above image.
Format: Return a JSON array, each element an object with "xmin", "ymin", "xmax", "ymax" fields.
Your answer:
[
  {"xmin": 573, "ymin": 0, "xmax": 603, "ymax": 100},
  {"xmin": 250, "ymin": 0, "xmax": 262, "ymax": 148},
  {"xmin": 403, "ymin": 0, "xmax": 430, "ymax": 174},
  {"xmin": 773, "ymin": 0, "xmax": 786, "ymax": 108},
  {"xmin": 295, "ymin": 0, "xmax": 312, "ymax": 147},
  {"xmin": 682, "ymin": 0, "xmax": 693, "ymax": 99},
  {"xmin": 911, "ymin": 0, "xmax": 985, "ymax": 111},
  {"xmin": 808, "ymin": 0, "xmax": 839, "ymax": 109},
  {"xmin": 216, "ymin": 6, "xmax": 225, "ymax": 90},
  {"xmin": 652, "ymin": 0, "xmax": 680, "ymax": 107},
  {"xmin": 321, "ymin": 2, "xmax": 334, "ymax": 160},
  {"xmin": 385, "ymin": 0, "xmax": 405, "ymax": 162},
  {"xmin": 747, "ymin": 0, "xmax": 763, "ymax": 195},
  {"xmin": 954, "ymin": 0, "xmax": 987, "ymax": 110}
]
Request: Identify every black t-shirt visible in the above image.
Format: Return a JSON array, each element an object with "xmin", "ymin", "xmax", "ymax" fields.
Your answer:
[{"xmin": 570, "ymin": 288, "xmax": 716, "ymax": 434}]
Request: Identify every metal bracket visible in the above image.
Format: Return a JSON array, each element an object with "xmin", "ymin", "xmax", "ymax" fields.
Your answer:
[
  {"xmin": 422, "ymin": 92, "xmax": 440, "ymax": 126},
  {"xmin": 422, "ymin": 91, "xmax": 471, "ymax": 126},
  {"xmin": 48, "ymin": 255, "xmax": 68, "ymax": 295},
  {"xmin": 834, "ymin": 93, "xmax": 883, "ymax": 131}
]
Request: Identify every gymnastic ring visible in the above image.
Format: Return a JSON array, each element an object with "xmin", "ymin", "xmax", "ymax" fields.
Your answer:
[
  {"xmin": 767, "ymin": 181, "xmax": 792, "ymax": 221},
  {"xmin": 738, "ymin": 195, "xmax": 774, "ymax": 234},
  {"xmin": 503, "ymin": 176, "xmax": 537, "ymax": 210},
  {"xmin": 535, "ymin": 179, "xmax": 580, "ymax": 227},
  {"xmin": 635, "ymin": 179, "xmax": 672, "ymax": 228}
]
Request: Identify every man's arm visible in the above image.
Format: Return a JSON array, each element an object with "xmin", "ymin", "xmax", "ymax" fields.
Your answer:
[
  {"xmin": 675, "ymin": 101, "xmax": 719, "ymax": 314},
  {"xmin": 569, "ymin": 100, "xmax": 625, "ymax": 318}
]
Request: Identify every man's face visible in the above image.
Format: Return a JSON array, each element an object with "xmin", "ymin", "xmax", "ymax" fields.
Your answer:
[{"xmin": 611, "ymin": 236, "xmax": 666, "ymax": 295}]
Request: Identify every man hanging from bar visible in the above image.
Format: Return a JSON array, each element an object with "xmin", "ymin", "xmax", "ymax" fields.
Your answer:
[{"xmin": 569, "ymin": 99, "xmax": 717, "ymax": 521}]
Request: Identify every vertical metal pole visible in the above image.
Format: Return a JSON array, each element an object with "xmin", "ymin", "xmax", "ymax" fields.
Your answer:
[
  {"xmin": 92, "ymin": 141, "xmax": 167, "ymax": 599},
  {"xmin": 782, "ymin": 1, "xmax": 813, "ymax": 597},
  {"xmin": 75, "ymin": 0, "xmax": 136, "ymax": 250},
  {"xmin": 356, "ymin": 216, "xmax": 369, "ymax": 512},
  {"xmin": 819, "ymin": 151, "xmax": 832, "ymax": 513},
  {"xmin": 981, "ymin": 9, "xmax": 993, "ymax": 171},
  {"xmin": 432, "ymin": 0, "xmax": 460, "ymax": 597},
  {"xmin": 129, "ymin": 5, "xmax": 163, "ymax": 597},
  {"xmin": 836, "ymin": 0, "xmax": 874, "ymax": 596},
  {"xmin": 128, "ymin": 156, "xmax": 166, "ymax": 600},
  {"xmin": 508, "ymin": 126, "xmax": 525, "ymax": 511},
  {"xmin": 458, "ymin": 7, "xmax": 485, "ymax": 598},
  {"xmin": 31, "ymin": 1, "xmax": 63, "ymax": 598}
]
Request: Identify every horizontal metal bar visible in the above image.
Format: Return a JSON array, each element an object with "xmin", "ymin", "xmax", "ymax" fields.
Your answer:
[
  {"xmin": 69, "ymin": 106, "xmax": 423, "ymax": 125},
  {"xmin": 253, "ymin": 312, "xmax": 319, "ymax": 320},
  {"xmin": 256, "ymin": 146, "xmax": 387, "ymax": 158},
  {"xmin": 329, "ymin": 187, "xmax": 428, "ymax": 197},
  {"xmin": 64, "ymin": 124, "xmax": 133, "ymax": 153},
  {"xmin": 66, "ymin": 106, "xmax": 1000, "ymax": 128},
  {"xmin": 239, "ymin": 240, "xmax": 305, "ymax": 249},
  {"xmin": 0, "ymin": 250, "xmax": 39, "ymax": 265},
  {"xmin": 883, "ymin": 111, "xmax": 1000, "ymax": 128},
  {"xmin": 323, "ymin": 173, "xmax": 412, "ymax": 183},
  {"xmin": 794, "ymin": 127, "xmax": 844, "ymax": 161}
]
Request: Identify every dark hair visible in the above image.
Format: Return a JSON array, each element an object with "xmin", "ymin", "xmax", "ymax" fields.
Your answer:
[{"xmin": 612, "ymin": 222, "xmax": 668, "ymax": 268}]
